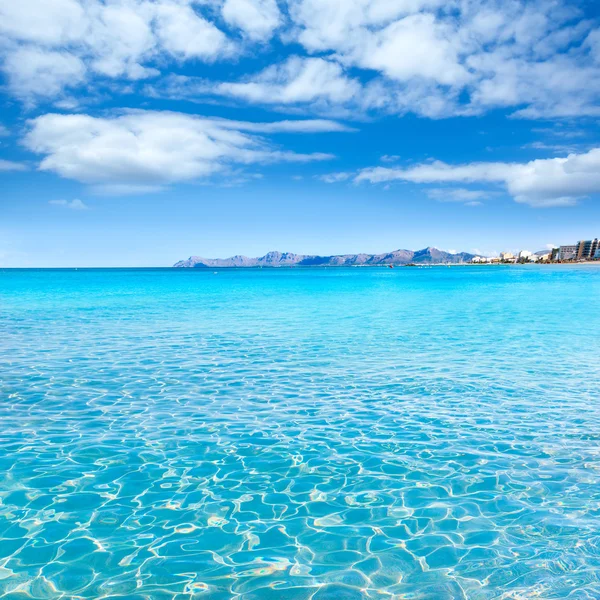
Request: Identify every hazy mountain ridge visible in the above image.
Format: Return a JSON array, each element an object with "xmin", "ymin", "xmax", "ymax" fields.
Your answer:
[{"xmin": 174, "ymin": 247, "xmax": 476, "ymax": 267}]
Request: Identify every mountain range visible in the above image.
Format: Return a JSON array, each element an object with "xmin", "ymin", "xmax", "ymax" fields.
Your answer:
[{"xmin": 173, "ymin": 247, "xmax": 476, "ymax": 268}]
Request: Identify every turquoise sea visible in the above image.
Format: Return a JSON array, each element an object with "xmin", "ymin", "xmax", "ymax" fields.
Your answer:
[{"xmin": 1, "ymin": 266, "xmax": 600, "ymax": 599}]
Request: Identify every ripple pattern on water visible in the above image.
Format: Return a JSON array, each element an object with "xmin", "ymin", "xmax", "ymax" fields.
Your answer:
[{"xmin": 1, "ymin": 267, "xmax": 600, "ymax": 599}]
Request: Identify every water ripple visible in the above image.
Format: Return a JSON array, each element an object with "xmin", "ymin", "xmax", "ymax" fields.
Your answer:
[{"xmin": 1, "ymin": 266, "xmax": 600, "ymax": 599}]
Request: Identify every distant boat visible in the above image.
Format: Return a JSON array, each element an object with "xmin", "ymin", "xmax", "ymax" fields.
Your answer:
[{"xmin": 389, "ymin": 264, "xmax": 394, "ymax": 269}]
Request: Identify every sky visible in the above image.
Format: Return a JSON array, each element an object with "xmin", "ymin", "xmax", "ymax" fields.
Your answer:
[{"xmin": 1, "ymin": 0, "xmax": 600, "ymax": 267}]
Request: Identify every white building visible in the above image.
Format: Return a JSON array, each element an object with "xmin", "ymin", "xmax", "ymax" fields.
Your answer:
[
  {"xmin": 559, "ymin": 245, "xmax": 578, "ymax": 261},
  {"xmin": 500, "ymin": 252, "xmax": 516, "ymax": 262},
  {"xmin": 518, "ymin": 250, "xmax": 533, "ymax": 260}
]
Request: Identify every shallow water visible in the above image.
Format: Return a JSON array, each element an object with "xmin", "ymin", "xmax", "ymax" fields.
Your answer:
[{"xmin": 1, "ymin": 266, "xmax": 600, "ymax": 599}]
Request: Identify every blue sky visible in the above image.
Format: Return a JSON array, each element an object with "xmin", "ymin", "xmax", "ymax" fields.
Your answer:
[{"xmin": 1, "ymin": 0, "xmax": 600, "ymax": 267}]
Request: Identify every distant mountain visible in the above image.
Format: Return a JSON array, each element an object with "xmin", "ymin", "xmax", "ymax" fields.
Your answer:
[{"xmin": 174, "ymin": 247, "xmax": 476, "ymax": 268}]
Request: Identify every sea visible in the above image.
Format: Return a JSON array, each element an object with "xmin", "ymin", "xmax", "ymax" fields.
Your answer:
[{"xmin": 1, "ymin": 265, "xmax": 600, "ymax": 599}]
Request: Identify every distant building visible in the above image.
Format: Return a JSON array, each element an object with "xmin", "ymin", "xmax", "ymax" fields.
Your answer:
[
  {"xmin": 518, "ymin": 250, "xmax": 533, "ymax": 260},
  {"xmin": 534, "ymin": 251, "xmax": 551, "ymax": 262},
  {"xmin": 550, "ymin": 248, "xmax": 560, "ymax": 261},
  {"xmin": 559, "ymin": 245, "xmax": 578, "ymax": 261},
  {"xmin": 576, "ymin": 239, "xmax": 599, "ymax": 260},
  {"xmin": 471, "ymin": 256, "xmax": 486, "ymax": 263},
  {"xmin": 500, "ymin": 252, "xmax": 515, "ymax": 261}
]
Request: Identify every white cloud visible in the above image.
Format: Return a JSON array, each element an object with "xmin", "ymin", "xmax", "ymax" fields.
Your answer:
[
  {"xmin": 49, "ymin": 198, "xmax": 89, "ymax": 209},
  {"xmin": 356, "ymin": 149, "xmax": 600, "ymax": 207},
  {"xmin": 317, "ymin": 172, "xmax": 352, "ymax": 183},
  {"xmin": 0, "ymin": 0, "xmax": 599, "ymax": 119},
  {"xmin": 585, "ymin": 29, "xmax": 600, "ymax": 62},
  {"xmin": 468, "ymin": 53, "xmax": 600, "ymax": 119},
  {"xmin": 221, "ymin": 0, "xmax": 281, "ymax": 41},
  {"xmin": 521, "ymin": 140, "xmax": 591, "ymax": 155},
  {"xmin": 3, "ymin": 47, "xmax": 86, "ymax": 102},
  {"xmin": 0, "ymin": 159, "xmax": 28, "ymax": 172},
  {"xmin": 282, "ymin": 0, "xmax": 600, "ymax": 118},
  {"xmin": 0, "ymin": 0, "xmax": 87, "ymax": 45},
  {"xmin": 225, "ymin": 118, "xmax": 355, "ymax": 133},
  {"xmin": 288, "ymin": 0, "xmax": 446, "ymax": 53},
  {"xmin": 23, "ymin": 110, "xmax": 345, "ymax": 193},
  {"xmin": 0, "ymin": 0, "xmax": 230, "ymax": 101},
  {"xmin": 531, "ymin": 126, "xmax": 586, "ymax": 140},
  {"xmin": 342, "ymin": 13, "xmax": 469, "ymax": 87},
  {"xmin": 211, "ymin": 56, "xmax": 361, "ymax": 106},
  {"xmin": 153, "ymin": 2, "xmax": 232, "ymax": 61},
  {"xmin": 83, "ymin": 2, "xmax": 157, "ymax": 80},
  {"xmin": 426, "ymin": 188, "xmax": 491, "ymax": 203}
]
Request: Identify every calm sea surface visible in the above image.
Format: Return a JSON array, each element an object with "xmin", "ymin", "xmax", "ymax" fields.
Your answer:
[{"xmin": 1, "ymin": 266, "xmax": 600, "ymax": 599}]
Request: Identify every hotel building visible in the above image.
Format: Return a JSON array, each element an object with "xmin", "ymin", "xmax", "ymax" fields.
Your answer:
[
  {"xmin": 576, "ymin": 239, "xmax": 599, "ymax": 260},
  {"xmin": 558, "ymin": 245, "xmax": 579, "ymax": 260}
]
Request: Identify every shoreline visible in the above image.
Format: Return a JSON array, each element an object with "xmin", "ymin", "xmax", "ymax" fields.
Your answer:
[{"xmin": 4, "ymin": 262, "xmax": 600, "ymax": 271}]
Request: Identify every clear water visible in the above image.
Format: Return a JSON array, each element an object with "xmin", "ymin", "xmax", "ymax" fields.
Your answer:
[{"xmin": 1, "ymin": 266, "xmax": 600, "ymax": 599}]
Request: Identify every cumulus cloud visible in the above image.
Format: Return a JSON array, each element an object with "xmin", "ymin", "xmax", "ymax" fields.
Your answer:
[
  {"xmin": 343, "ymin": 13, "xmax": 469, "ymax": 87},
  {"xmin": 0, "ymin": 0, "xmax": 599, "ymax": 118},
  {"xmin": 153, "ymin": 2, "xmax": 232, "ymax": 61},
  {"xmin": 23, "ymin": 110, "xmax": 345, "ymax": 193},
  {"xmin": 256, "ymin": 0, "xmax": 600, "ymax": 118},
  {"xmin": 3, "ymin": 47, "xmax": 86, "ymax": 103},
  {"xmin": 221, "ymin": 0, "xmax": 281, "ymax": 41},
  {"xmin": 0, "ymin": 0, "xmax": 231, "ymax": 101},
  {"xmin": 0, "ymin": 0, "xmax": 87, "ymax": 45},
  {"xmin": 49, "ymin": 198, "xmax": 89, "ymax": 210},
  {"xmin": 213, "ymin": 56, "xmax": 361, "ymax": 105},
  {"xmin": 356, "ymin": 149, "xmax": 600, "ymax": 207},
  {"xmin": 85, "ymin": 2, "xmax": 158, "ymax": 79},
  {"xmin": 0, "ymin": 0, "xmax": 597, "ymax": 125},
  {"xmin": 288, "ymin": 0, "xmax": 446, "ymax": 52},
  {"xmin": 151, "ymin": 57, "xmax": 364, "ymax": 115},
  {"xmin": 283, "ymin": 0, "xmax": 600, "ymax": 118}
]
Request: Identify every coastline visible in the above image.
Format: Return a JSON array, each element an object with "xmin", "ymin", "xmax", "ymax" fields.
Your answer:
[
  {"xmin": 4, "ymin": 262, "xmax": 600, "ymax": 271},
  {"xmin": 172, "ymin": 261, "xmax": 600, "ymax": 269}
]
